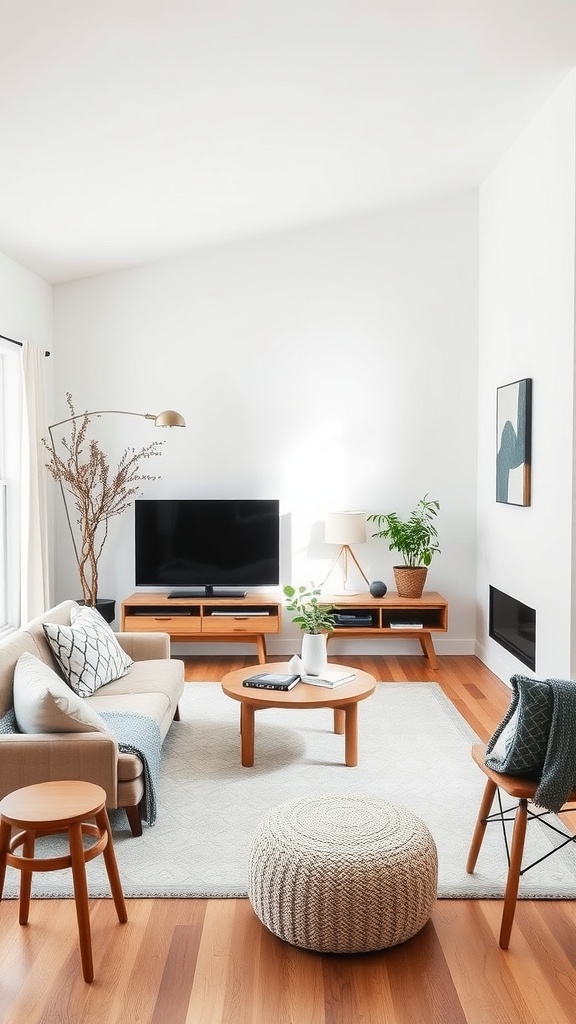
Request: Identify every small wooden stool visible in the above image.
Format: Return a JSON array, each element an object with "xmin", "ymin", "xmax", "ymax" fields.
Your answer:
[{"xmin": 0, "ymin": 780, "xmax": 127, "ymax": 982}]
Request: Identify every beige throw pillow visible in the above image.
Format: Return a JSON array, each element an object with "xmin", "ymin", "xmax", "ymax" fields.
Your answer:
[{"xmin": 13, "ymin": 652, "xmax": 111, "ymax": 734}]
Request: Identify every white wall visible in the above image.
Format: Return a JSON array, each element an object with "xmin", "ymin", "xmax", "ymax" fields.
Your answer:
[
  {"xmin": 0, "ymin": 250, "xmax": 52, "ymax": 358},
  {"xmin": 53, "ymin": 191, "xmax": 479, "ymax": 655},
  {"xmin": 477, "ymin": 71, "xmax": 576, "ymax": 680}
]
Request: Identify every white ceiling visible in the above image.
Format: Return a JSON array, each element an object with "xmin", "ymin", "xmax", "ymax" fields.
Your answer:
[{"xmin": 2, "ymin": 0, "xmax": 576, "ymax": 284}]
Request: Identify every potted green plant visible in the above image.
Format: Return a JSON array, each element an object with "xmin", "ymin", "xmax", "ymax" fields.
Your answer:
[
  {"xmin": 367, "ymin": 494, "xmax": 440, "ymax": 598},
  {"xmin": 283, "ymin": 584, "xmax": 335, "ymax": 674}
]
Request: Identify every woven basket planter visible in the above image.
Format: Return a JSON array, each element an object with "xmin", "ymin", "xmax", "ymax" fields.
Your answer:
[{"xmin": 393, "ymin": 565, "xmax": 428, "ymax": 598}]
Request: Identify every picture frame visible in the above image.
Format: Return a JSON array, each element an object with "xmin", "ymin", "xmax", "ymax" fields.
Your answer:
[{"xmin": 496, "ymin": 377, "xmax": 532, "ymax": 506}]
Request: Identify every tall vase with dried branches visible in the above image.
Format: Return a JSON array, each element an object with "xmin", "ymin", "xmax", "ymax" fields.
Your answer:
[{"xmin": 43, "ymin": 393, "xmax": 164, "ymax": 608}]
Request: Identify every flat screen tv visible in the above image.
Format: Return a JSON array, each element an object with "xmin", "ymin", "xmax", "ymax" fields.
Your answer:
[{"xmin": 134, "ymin": 499, "xmax": 280, "ymax": 597}]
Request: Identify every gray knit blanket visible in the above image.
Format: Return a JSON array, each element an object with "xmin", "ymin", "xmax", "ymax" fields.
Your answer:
[
  {"xmin": 486, "ymin": 676, "xmax": 576, "ymax": 813},
  {"xmin": 100, "ymin": 711, "xmax": 162, "ymax": 826}
]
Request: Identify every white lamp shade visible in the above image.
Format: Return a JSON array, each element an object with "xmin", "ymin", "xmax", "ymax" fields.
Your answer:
[{"xmin": 324, "ymin": 511, "xmax": 367, "ymax": 546}]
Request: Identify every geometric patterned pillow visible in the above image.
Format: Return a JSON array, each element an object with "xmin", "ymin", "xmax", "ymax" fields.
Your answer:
[
  {"xmin": 485, "ymin": 674, "xmax": 553, "ymax": 779},
  {"xmin": 42, "ymin": 604, "xmax": 133, "ymax": 697}
]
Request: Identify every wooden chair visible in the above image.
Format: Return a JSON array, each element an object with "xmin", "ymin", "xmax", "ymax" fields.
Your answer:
[
  {"xmin": 0, "ymin": 780, "xmax": 127, "ymax": 982},
  {"xmin": 466, "ymin": 743, "xmax": 576, "ymax": 949}
]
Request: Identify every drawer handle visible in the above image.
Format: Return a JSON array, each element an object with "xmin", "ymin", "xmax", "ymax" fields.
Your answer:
[{"xmin": 153, "ymin": 616, "xmax": 172, "ymax": 620}]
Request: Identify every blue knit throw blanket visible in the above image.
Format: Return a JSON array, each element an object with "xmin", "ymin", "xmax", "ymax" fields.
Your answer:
[
  {"xmin": 99, "ymin": 711, "xmax": 162, "ymax": 826},
  {"xmin": 486, "ymin": 676, "xmax": 576, "ymax": 813}
]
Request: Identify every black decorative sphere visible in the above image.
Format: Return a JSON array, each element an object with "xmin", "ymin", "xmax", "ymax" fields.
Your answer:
[{"xmin": 369, "ymin": 581, "xmax": 388, "ymax": 598}]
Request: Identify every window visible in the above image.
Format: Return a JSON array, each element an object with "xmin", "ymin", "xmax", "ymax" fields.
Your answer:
[{"xmin": 0, "ymin": 344, "xmax": 22, "ymax": 633}]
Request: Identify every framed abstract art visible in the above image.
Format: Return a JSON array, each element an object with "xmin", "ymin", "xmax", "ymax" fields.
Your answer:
[{"xmin": 496, "ymin": 378, "xmax": 532, "ymax": 506}]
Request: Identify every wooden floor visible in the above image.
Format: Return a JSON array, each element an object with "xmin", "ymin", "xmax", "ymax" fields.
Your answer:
[{"xmin": 1, "ymin": 653, "xmax": 576, "ymax": 1024}]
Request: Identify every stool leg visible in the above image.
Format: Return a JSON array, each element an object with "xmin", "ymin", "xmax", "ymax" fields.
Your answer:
[
  {"xmin": 466, "ymin": 778, "xmax": 497, "ymax": 873},
  {"xmin": 68, "ymin": 821, "xmax": 94, "ymax": 983},
  {"xmin": 0, "ymin": 819, "xmax": 12, "ymax": 898},
  {"xmin": 95, "ymin": 808, "xmax": 127, "ymax": 924},
  {"xmin": 499, "ymin": 798, "xmax": 528, "ymax": 950},
  {"xmin": 19, "ymin": 830, "xmax": 35, "ymax": 925}
]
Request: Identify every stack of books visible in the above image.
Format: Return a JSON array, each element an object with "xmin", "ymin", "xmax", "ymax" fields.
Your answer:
[{"xmin": 301, "ymin": 668, "xmax": 356, "ymax": 689}]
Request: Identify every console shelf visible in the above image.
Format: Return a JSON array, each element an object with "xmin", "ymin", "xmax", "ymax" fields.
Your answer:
[
  {"xmin": 325, "ymin": 591, "xmax": 448, "ymax": 669},
  {"xmin": 120, "ymin": 593, "xmax": 282, "ymax": 664}
]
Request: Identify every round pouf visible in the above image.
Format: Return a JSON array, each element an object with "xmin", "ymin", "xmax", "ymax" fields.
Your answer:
[{"xmin": 248, "ymin": 793, "xmax": 438, "ymax": 953}]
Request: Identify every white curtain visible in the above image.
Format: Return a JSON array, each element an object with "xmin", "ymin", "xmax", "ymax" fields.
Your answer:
[{"xmin": 20, "ymin": 341, "xmax": 50, "ymax": 619}]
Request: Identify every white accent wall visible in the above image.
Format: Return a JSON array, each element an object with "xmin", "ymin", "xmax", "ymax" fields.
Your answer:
[
  {"xmin": 477, "ymin": 70, "xmax": 576, "ymax": 681},
  {"xmin": 53, "ymin": 192, "xmax": 479, "ymax": 655},
  {"xmin": 0, "ymin": 251, "xmax": 52, "ymax": 356}
]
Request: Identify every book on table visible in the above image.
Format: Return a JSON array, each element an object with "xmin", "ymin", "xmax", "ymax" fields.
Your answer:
[
  {"xmin": 301, "ymin": 668, "xmax": 356, "ymax": 688},
  {"xmin": 242, "ymin": 672, "xmax": 300, "ymax": 691}
]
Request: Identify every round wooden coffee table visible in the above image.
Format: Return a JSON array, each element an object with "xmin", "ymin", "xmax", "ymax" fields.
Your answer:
[{"xmin": 221, "ymin": 663, "xmax": 376, "ymax": 768}]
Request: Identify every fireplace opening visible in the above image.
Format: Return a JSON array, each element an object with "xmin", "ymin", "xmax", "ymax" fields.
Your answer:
[{"xmin": 489, "ymin": 586, "xmax": 536, "ymax": 671}]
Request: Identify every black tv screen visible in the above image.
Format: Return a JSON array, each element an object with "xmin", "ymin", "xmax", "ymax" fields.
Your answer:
[{"xmin": 134, "ymin": 499, "xmax": 280, "ymax": 593}]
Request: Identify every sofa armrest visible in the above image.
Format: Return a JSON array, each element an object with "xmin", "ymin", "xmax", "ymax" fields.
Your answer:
[
  {"xmin": 0, "ymin": 733, "xmax": 119, "ymax": 806},
  {"xmin": 115, "ymin": 631, "xmax": 170, "ymax": 661}
]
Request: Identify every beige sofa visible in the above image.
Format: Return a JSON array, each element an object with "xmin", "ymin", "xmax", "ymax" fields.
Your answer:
[{"xmin": 0, "ymin": 600, "xmax": 185, "ymax": 836}]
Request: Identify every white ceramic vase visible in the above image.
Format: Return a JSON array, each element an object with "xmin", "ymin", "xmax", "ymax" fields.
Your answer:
[{"xmin": 301, "ymin": 632, "xmax": 327, "ymax": 676}]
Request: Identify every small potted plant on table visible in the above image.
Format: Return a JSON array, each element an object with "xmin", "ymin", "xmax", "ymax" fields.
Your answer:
[
  {"xmin": 367, "ymin": 494, "xmax": 440, "ymax": 599},
  {"xmin": 283, "ymin": 584, "xmax": 336, "ymax": 675}
]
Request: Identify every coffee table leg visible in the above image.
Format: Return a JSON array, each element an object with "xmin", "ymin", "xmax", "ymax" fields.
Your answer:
[
  {"xmin": 344, "ymin": 702, "xmax": 359, "ymax": 767},
  {"xmin": 240, "ymin": 704, "xmax": 255, "ymax": 767},
  {"xmin": 333, "ymin": 708, "xmax": 345, "ymax": 734}
]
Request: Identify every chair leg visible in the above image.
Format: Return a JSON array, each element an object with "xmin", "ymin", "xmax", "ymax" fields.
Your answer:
[
  {"xmin": 68, "ymin": 821, "xmax": 94, "ymax": 983},
  {"xmin": 0, "ymin": 819, "xmax": 11, "ymax": 898},
  {"xmin": 95, "ymin": 808, "xmax": 127, "ymax": 924},
  {"xmin": 466, "ymin": 778, "xmax": 497, "ymax": 873},
  {"xmin": 18, "ymin": 830, "xmax": 35, "ymax": 925},
  {"xmin": 499, "ymin": 797, "xmax": 528, "ymax": 950}
]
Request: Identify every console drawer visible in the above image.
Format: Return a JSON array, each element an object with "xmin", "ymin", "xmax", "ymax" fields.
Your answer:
[
  {"xmin": 123, "ymin": 614, "xmax": 202, "ymax": 636},
  {"xmin": 202, "ymin": 614, "xmax": 279, "ymax": 635}
]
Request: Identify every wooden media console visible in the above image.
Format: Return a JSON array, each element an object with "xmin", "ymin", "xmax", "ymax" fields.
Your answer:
[
  {"xmin": 121, "ymin": 592, "xmax": 282, "ymax": 664},
  {"xmin": 121, "ymin": 590, "xmax": 448, "ymax": 667}
]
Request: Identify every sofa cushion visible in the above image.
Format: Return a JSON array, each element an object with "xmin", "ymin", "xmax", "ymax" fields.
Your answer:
[
  {"xmin": 13, "ymin": 652, "xmax": 112, "ymax": 734},
  {"xmin": 43, "ymin": 605, "xmax": 133, "ymax": 697}
]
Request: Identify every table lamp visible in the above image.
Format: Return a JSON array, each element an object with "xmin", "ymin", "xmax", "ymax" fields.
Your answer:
[{"xmin": 322, "ymin": 511, "xmax": 370, "ymax": 594}]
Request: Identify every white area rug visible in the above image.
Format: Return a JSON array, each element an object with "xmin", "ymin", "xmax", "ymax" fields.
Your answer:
[{"xmin": 4, "ymin": 682, "xmax": 576, "ymax": 899}]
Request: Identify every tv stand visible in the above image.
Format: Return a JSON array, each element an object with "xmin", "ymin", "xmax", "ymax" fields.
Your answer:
[
  {"xmin": 168, "ymin": 586, "xmax": 247, "ymax": 599},
  {"xmin": 121, "ymin": 592, "xmax": 281, "ymax": 663}
]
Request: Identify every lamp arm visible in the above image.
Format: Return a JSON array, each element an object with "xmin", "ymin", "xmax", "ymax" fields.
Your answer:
[{"xmin": 48, "ymin": 409, "xmax": 153, "ymax": 431}]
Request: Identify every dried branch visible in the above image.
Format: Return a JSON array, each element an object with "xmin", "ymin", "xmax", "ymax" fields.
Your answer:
[{"xmin": 43, "ymin": 393, "xmax": 164, "ymax": 606}]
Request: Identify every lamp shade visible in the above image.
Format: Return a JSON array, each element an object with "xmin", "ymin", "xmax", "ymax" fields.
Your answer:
[
  {"xmin": 154, "ymin": 409, "xmax": 186, "ymax": 427},
  {"xmin": 325, "ymin": 511, "xmax": 367, "ymax": 546}
]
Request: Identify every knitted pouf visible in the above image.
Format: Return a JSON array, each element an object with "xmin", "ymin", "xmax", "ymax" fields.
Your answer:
[{"xmin": 247, "ymin": 792, "xmax": 438, "ymax": 953}]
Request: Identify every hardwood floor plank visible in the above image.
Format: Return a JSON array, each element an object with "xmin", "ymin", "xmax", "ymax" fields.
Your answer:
[
  {"xmin": 151, "ymin": 917, "xmax": 206, "ymax": 1024},
  {"xmin": 185, "ymin": 899, "xmax": 240, "ymax": 1024}
]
